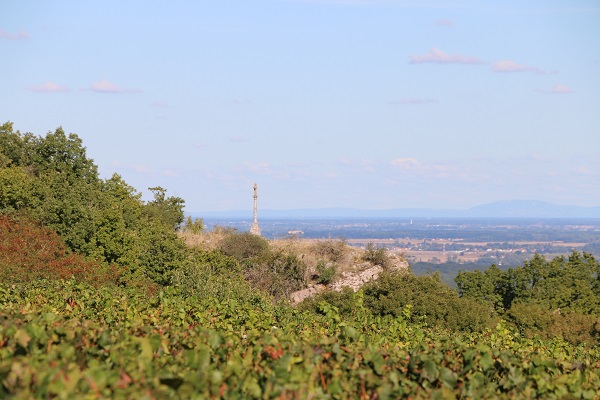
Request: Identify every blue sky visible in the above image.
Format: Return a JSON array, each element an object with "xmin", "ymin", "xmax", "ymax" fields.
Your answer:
[{"xmin": 2, "ymin": 0, "xmax": 599, "ymax": 212}]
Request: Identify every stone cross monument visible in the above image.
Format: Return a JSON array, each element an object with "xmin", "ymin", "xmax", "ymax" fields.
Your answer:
[{"xmin": 250, "ymin": 183, "xmax": 261, "ymax": 236}]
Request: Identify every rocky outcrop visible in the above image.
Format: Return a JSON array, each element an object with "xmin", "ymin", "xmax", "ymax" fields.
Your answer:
[{"xmin": 290, "ymin": 255, "xmax": 407, "ymax": 304}]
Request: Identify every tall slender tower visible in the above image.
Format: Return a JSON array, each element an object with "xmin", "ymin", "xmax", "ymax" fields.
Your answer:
[{"xmin": 250, "ymin": 183, "xmax": 261, "ymax": 236}]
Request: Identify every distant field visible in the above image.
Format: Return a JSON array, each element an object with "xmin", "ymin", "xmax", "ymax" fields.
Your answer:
[
  {"xmin": 346, "ymin": 238, "xmax": 587, "ymax": 247},
  {"xmin": 346, "ymin": 238, "xmax": 587, "ymax": 263}
]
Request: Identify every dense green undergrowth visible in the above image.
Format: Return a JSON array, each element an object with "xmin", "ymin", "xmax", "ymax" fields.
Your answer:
[{"xmin": 1, "ymin": 280, "xmax": 600, "ymax": 399}]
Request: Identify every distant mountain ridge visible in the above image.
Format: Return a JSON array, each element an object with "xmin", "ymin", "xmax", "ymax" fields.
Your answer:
[{"xmin": 193, "ymin": 200, "xmax": 600, "ymax": 219}]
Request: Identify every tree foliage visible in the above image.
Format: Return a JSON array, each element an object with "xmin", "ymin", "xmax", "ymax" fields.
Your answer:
[
  {"xmin": 0, "ymin": 122, "xmax": 187, "ymax": 285},
  {"xmin": 456, "ymin": 251, "xmax": 600, "ymax": 343},
  {"xmin": 456, "ymin": 251, "xmax": 600, "ymax": 314}
]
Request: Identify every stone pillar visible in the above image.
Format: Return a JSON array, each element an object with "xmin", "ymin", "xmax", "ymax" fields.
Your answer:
[{"xmin": 250, "ymin": 183, "xmax": 261, "ymax": 236}]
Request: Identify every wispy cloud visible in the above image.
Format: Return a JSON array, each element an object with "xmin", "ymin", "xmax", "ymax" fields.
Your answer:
[
  {"xmin": 89, "ymin": 80, "xmax": 141, "ymax": 94},
  {"xmin": 390, "ymin": 157, "xmax": 418, "ymax": 168},
  {"xmin": 338, "ymin": 158, "xmax": 376, "ymax": 173},
  {"xmin": 245, "ymin": 161, "xmax": 271, "ymax": 174},
  {"xmin": 231, "ymin": 98, "xmax": 252, "ymax": 105},
  {"xmin": 163, "ymin": 169, "xmax": 180, "ymax": 178},
  {"xmin": 0, "ymin": 29, "xmax": 29, "ymax": 40},
  {"xmin": 112, "ymin": 160, "xmax": 151, "ymax": 173},
  {"xmin": 537, "ymin": 84, "xmax": 573, "ymax": 94},
  {"xmin": 150, "ymin": 100, "xmax": 169, "ymax": 108},
  {"xmin": 491, "ymin": 60, "xmax": 550, "ymax": 74},
  {"xmin": 572, "ymin": 166, "xmax": 593, "ymax": 176},
  {"xmin": 388, "ymin": 98, "xmax": 438, "ymax": 105},
  {"xmin": 410, "ymin": 47, "xmax": 483, "ymax": 65},
  {"xmin": 27, "ymin": 82, "xmax": 69, "ymax": 93},
  {"xmin": 229, "ymin": 135, "xmax": 248, "ymax": 143},
  {"xmin": 435, "ymin": 19, "xmax": 454, "ymax": 27},
  {"xmin": 389, "ymin": 157, "xmax": 479, "ymax": 180},
  {"xmin": 112, "ymin": 160, "xmax": 179, "ymax": 178}
]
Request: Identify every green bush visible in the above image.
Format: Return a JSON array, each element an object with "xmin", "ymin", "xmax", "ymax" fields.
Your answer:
[
  {"xmin": 298, "ymin": 287, "xmax": 356, "ymax": 317},
  {"xmin": 315, "ymin": 260, "xmax": 337, "ymax": 284},
  {"xmin": 219, "ymin": 231, "xmax": 269, "ymax": 262},
  {"xmin": 362, "ymin": 271, "xmax": 495, "ymax": 332},
  {"xmin": 171, "ymin": 249, "xmax": 269, "ymax": 306},
  {"xmin": 363, "ymin": 243, "xmax": 391, "ymax": 268},
  {"xmin": 183, "ymin": 215, "xmax": 204, "ymax": 234},
  {"xmin": 507, "ymin": 303, "xmax": 600, "ymax": 346},
  {"xmin": 244, "ymin": 251, "xmax": 307, "ymax": 301}
]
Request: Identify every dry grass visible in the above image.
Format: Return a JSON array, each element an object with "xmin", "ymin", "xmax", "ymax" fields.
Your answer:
[
  {"xmin": 270, "ymin": 238, "xmax": 364, "ymax": 276},
  {"xmin": 178, "ymin": 226, "xmax": 233, "ymax": 251},
  {"xmin": 180, "ymin": 231, "xmax": 367, "ymax": 274},
  {"xmin": 179, "ymin": 230, "xmax": 407, "ymax": 290}
]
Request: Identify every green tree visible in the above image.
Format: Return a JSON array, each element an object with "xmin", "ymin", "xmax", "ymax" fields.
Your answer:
[
  {"xmin": 0, "ymin": 123, "xmax": 189, "ymax": 286},
  {"xmin": 456, "ymin": 264, "xmax": 505, "ymax": 310},
  {"xmin": 364, "ymin": 271, "xmax": 494, "ymax": 332},
  {"xmin": 144, "ymin": 186, "xmax": 185, "ymax": 230},
  {"xmin": 456, "ymin": 251, "xmax": 600, "ymax": 315}
]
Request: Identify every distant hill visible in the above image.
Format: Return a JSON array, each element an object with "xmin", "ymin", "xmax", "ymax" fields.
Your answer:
[{"xmin": 193, "ymin": 200, "xmax": 600, "ymax": 219}]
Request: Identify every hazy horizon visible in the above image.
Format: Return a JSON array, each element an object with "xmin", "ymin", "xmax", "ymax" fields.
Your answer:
[
  {"xmin": 191, "ymin": 199, "xmax": 600, "ymax": 219},
  {"xmin": 3, "ymin": 1, "xmax": 599, "ymax": 211}
]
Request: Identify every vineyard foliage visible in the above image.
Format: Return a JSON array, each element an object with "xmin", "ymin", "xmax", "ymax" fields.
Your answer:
[
  {"xmin": 2, "ymin": 122, "xmax": 600, "ymax": 397},
  {"xmin": 2, "ymin": 280, "xmax": 600, "ymax": 399}
]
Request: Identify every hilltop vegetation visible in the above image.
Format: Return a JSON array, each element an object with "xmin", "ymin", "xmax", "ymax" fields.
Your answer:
[{"xmin": 1, "ymin": 123, "xmax": 600, "ymax": 398}]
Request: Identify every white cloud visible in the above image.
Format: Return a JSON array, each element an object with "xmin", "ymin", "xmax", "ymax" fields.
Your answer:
[
  {"xmin": 390, "ymin": 158, "xmax": 418, "ymax": 168},
  {"xmin": 572, "ymin": 166, "xmax": 593, "ymax": 176},
  {"xmin": 112, "ymin": 160, "xmax": 151, "ymax": 173},
  {"xmin": 89, "ymin": 80, "xmax": 141, "ymax": 93},
  {"xmin": 27, "ymin": 82, "xmax": 69, "ymax": 93},
  {"xmin": 245, "ymin": 161, "xmax": 271, "ymax": 174},
  {"xmin": 0, "ymin": 29, "xmax": 29, "ymax": 40},
  {"xmin": 389, "ymin": 158, "xmax": 476, "ymax": 180},
  {"xmin": 112, "ymin": 160, "xmax": 181, "ymax": 178},
  {"xmin": 151, "ymin": 101, "xmax": 169, "ymax": 108},
  {"xmin": 537, "ymin": 84, "xmax": 573, "ymax": 94},
  {"xmin": 163, "ymin": 169, "xmax": 180, "ymax": 178},
  {"xmin": 410, "ymin": 47, "xmax": 483, "ymax": 64},
  {"xmin": 435, "ymin": 19, "xmax": 454, "ymax": 27},
  {"xmin": 338, "ymin": 158, "xmax": 376, "ymax": 173},
  {"xmin": 491, "ymin": 60, "xmax": 548, "ymax": 74},
  {"xmin": 229, "ymin": 135, "xmax": 248, "ymax": 143}
]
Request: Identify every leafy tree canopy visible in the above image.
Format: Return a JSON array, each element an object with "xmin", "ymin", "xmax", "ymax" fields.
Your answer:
[{"xmin": 0, "ymin": 122, "xmax": 187, "ymax": 285}]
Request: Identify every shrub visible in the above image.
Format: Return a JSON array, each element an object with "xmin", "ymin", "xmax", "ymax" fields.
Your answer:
[
  {"xmin": 219, "ymin": 231, "xmax": 269, "ymax": 262},
  {"xmin": 298, "ymin": 287, "xmax": 356, "ymax": 317},
  {"xmin": 183, "ymin": 215, "xmax": 204, "ymax": 234},
  {"xmin": 315, "ymin": 260, "xmax": 337, "ymax": 285},
  {"xmin": 363, "ymin": 243, "xmax": 391, "ymax": 268},
  {"xmin": 312, "ymin": 239, "xmax": 346, "ymax": 263},
  {"xmin": 0, "ymin": 213, "xmax": 123, "ymax": 286},
  {"xmin": 362, "ymin": 271, "xmax": 495, "ymax": 332},
  {"xmin": 171, "ymin": 249, "xmax": 269, "ymax": 306},
  {"xmin": 244, "ymin": 251, "xmax": 307, "ymax": 301},
  {"xmin": 507, "ymin": 303, "xmax": 600, "ymax": 346}
]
